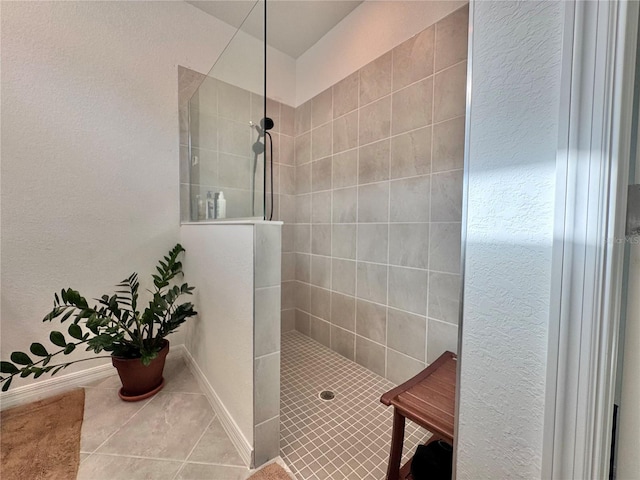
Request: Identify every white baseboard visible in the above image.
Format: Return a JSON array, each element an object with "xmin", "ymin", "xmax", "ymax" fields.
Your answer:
[
  {"xmin": 181, "ymin": 347, "xmax": 253, "ymax": 467},
  {"xmin": 0, "ymin": 345, "xmax": 186, "ymax": 411},
  {"xmin": 0, "ymin": 361, "xmax": 114, "ymax": 410}
]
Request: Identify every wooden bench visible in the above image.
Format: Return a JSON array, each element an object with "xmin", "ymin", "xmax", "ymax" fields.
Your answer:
[{"xmin": 380, "ymin": 351, "xmax": 457, "ymax": 480}]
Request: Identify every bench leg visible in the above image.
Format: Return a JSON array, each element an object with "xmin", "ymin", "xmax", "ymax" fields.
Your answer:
[{"xmin": 386, "ymin": 409, "xmax": 406, "ymax": 480}]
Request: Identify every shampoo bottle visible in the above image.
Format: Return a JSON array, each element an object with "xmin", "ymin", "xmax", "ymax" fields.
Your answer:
[
  {"xmin": 196, "ymin": 194, "xmax": 205, "ymax": 221},
  {"xmin": 206, "ymin": 191, "xmax": 214, "ymax": 219},
  {"xmin": 216, "ymin": 191, "xmax": 226, "ymax": 219}
]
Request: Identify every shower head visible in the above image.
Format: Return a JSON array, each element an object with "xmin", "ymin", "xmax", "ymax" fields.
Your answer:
[{"xmin": 252, "ymin": 139, "xmax": 265, "ymax": 154}]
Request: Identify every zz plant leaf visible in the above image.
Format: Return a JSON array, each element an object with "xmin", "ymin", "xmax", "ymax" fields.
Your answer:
[{"xmin": 0, "ymin": 244, "xmax": 196, "ymax": 390}]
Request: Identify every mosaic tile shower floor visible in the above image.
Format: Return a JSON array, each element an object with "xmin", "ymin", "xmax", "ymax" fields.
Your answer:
[{"xmin": 280, "ymin": 331, "xmax": 428, "ymax": 480}]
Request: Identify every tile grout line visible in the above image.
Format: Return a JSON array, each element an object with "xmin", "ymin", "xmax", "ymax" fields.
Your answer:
[{"xmin": 86, "ymin": 393, "xmax": 156, "ymax": 455}]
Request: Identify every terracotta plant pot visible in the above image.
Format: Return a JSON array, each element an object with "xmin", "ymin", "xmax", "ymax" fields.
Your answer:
[{"xmin": 111, "ymin": 340, "xmax": 169, "ymax": 402}]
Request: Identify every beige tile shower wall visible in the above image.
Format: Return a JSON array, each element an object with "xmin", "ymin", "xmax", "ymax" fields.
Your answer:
[
  {"xmin": 291, "ymin": 5, "xmax": 468, "ymax": 384},
  {"xmin": 262, "ymin": 99, "xmax": 297, "ymax": 334}
]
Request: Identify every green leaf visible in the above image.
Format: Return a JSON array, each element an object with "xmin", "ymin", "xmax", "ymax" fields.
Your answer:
[
  {"xmin": 68, "ymin": 323, "xmax": 83, "ymax": 340},
  {"xmin": 64, "ymin": 343, "xmax": 76, "ymax": 354},
  {"xmin": 11, "ymin": 351, "xmax": 33, "ymax": 365},
  {"xmin": 50, "ymin": 331, "xmax": 67, "ymax": 347},
  {"xmin": 60, "ymin": 309, "xmax": 75, "ymax": 323},
  {"xmin": 2, "ymin": 377, "xmax": 13, "ymax": 392},
  {"xmin": 0, "ymin": 361, "xmax": 19, "ymax": 374},
  {"xmin": 42, "ymin": 356, "xmax": 51, "ymax": 367},
  {"xmin": 30, "ymin": 343, "xmax": 49, "ymax": 357}
]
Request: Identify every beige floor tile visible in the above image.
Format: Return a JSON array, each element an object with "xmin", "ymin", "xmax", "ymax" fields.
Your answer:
[
  {"xmin": 176, "ymin": 462, "xmax": 250, "ymax": 480},
  {"xmin": 77, "ymin": 454, "xmax": 182, "ymax": 480},
  {"xmin": 81, "ymin": 387, "xmax": 151, "ymax": 452},
  {"xmin": 96, "ymin": 392, "xmax": 213, "ymax": 460},
  {"xmin": 162, "ymin": 357, "xmax": 202, "ymax": 393},
  {"xmin": 187, "ymin": 416, "xmax": 245, "ymax": 466},
  {"xmin": 82, "ymin": 372, "xmax": 122, "ymax": 389}
]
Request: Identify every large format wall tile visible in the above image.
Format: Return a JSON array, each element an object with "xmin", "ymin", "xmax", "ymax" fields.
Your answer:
[
  {"xmin": 355, "ymin": 336, "xmax": 386, "ymax": 377},
  {"xmin": 333, "ymin": 72, "xmax": 359, "ymax": 118},
  {"xmin": 387, "ymin": 308, "xmax": 427, "ymax": 362},
  {"xmin": 388, "ymin": 223, "xmax": 430, "ymax": 269},
  {"xmin": 388, "ymin": 266, "xmax": 428, "ymax": 315},
  {"xmin": 359, "ymin": 96, "xmax": 391, "ymax": 146},
  {"xmin": 356, "ymin": 299, "xmax": 387, "ymax": 345},
  {"xmin": 434, "ymin": 62, "xmax": 467, "ymax": 123},
  {"xmin": 332, "ymin": 258, "xmax": 356, "ymax": 296},
  {"xmin": 435, "ymin": 5, "xmax": 469, "ymax": 72},
  {"xmin": 357, "ymin": 223, "xmax": 389, "ymax": 264},
  {"xmin": 333, "ymin": 111, "xmax": 358, "ymax": 153},
  {"xmin": 386, "ymin": 349, "xmax": 425, "ymax": 385},
  {"xmin": 312, "ymin": 87, "xmax": 333, "ymax": 127},
  {"xmin": 391, "ymin": 78, "xmax": 433, "ymax": 135},
  {"xmin": 356, "ymin": 262, "xmax": 388, "ymax": 304},
  {"xmin": 390, "ymin": 127, "xmax": 431, "ymax": 179},
  {"xmin": 432, "ymin": 116, "xmax": 465, "ymax": 172},
  {"xmin": 312, "ymin": 191, "xmax": 332, "ymax": 223},
  {"xmin": 358, "ymin": 182, "xmax": 390, "ymax": 223},
  {"xmin": 333, "ymin": 150, "xmax": 358, "ymax": 188},
  {"xmin": 392, "ymin": 26, "xmax": 435, "ymax": 91},
  {"xmin": 389, "ymin": 176, "xmax": 430, "ymax": 222},
  {"xmin": 360, "ymin": 52, "xmax": 392, "ymax": 106},
  {"xmin": 359, "ymin": 139, "xmax": 390, "ymax": 184}
]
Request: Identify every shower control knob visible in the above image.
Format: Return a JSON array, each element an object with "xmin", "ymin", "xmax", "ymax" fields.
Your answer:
[{"xmin": 261, "ymin": 117, "xmax": 274, "ymax": 131}]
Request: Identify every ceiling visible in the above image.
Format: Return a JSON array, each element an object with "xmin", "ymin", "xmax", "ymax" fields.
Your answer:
[{"xmin": 186, "ymin": 1, "xmax": 364, "ymax": 58}]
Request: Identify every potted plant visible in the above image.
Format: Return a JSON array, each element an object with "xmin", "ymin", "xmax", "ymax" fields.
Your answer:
[{"xmin": 0, "ymin": 244, "xmax": 196, "ymax": 401}]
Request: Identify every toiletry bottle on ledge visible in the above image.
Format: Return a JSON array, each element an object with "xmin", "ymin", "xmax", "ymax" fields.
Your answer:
[
  {"xmin": 206, "ymin": 191, "xmax": 214, "ymax": 220},
  {"xmin": 196, "ymin": 194, "xmax": 205, "ymax": 221},
  {"xmin": 216, "ymin": 191, "xmax": 226, "ymax": 219}
]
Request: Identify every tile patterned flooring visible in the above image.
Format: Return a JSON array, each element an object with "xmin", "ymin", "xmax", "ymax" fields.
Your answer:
[
  {"xmin": 79, "ymin": 356, "xmax": 251, "ymax": 480},
  {"xmin": 280, "ymin": 331, "xmax": 428, "ymax": 480},
  {"xmin": 78, "ymin": 332, "xmax": 427, "ymax": 479}
]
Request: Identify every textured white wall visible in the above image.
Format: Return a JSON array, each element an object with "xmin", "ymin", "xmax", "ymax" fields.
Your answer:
[
  {"xmin": 0, "ymin": 1, "xmax": 236, "ymax": 386},
  {"xmin": 457, "ymin": 1, "xmax": 563, "ymax": 478},
  {"xmin": 180, "ymin": 224, "xmax": 255, "ymax": 445},
  {"xmin": 295, "ymin": 0, "xmax": 466, "ymax": 105}
]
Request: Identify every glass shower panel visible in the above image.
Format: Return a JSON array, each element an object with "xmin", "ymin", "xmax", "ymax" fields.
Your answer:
[{"xmin": 188, "ymin": 0, "xmax": 265, "ymax": 221}]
